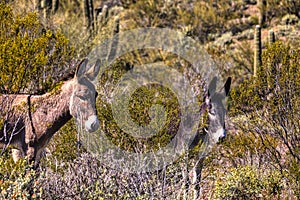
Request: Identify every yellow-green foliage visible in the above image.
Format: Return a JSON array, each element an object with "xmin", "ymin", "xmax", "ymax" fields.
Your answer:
[
  {"xmin": 231, "ymin": 41, "xmax": 300, "ymax": 115},
  {"xmin": 214, "ymin": 165, "xmax": 283, "ymax": 199},
  {"xmin": 98, "ymin": 71, "xmax": 180, "ymax": 152},
  {"xmin": 264, "ymin": 0, "xmax": 300, "ymax": 24},
  {"xmin": 229, "ymin": 41, "xmax": 300, "ymax": 197},
  {"xmin": 123, "ymin": 0, "xmax": 246, "ymax": 42},
  {"xmin": 0, "ymin": 154, "xmax": 42, "ymax": 199},
  {"xmin": 231, "ymin": 41, "xmax": 300, "ymax": 125},
  {"xmin": 96, "ymin": 49, "xmax": 207, "ymax": 153},
  {"xmin": 47, "ymin": 119, "xmax": 78, "ymax": 162},
  {"xmin": 0, "ymin": 2, "xmax": 74, "ymax": 94}
]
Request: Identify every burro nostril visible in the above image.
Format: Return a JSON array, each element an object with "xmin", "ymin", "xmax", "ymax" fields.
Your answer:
[
  {"xmin": 91, "ymin": 120, "xmax": 100, "ymax": 131},
  {"xmin": 85, "ymin": 115, "xmax": 100, "ymax": 132},
  {"xmin": 219, "ymin": 135, "xmax": 226, "ymax": 143},
  {"xmin": 219, "ymin": 130, "xmax": 227, "ymax": 143}
]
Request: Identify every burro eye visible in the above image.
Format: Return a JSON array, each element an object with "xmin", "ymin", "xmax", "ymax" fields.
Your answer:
[
  {"xmin": 209, "ymin": 107, "xmax": 216, "ymax": 116},
  {"xmin": 78, "ymin": 95, "xmax": 86, "ymax": 100}
]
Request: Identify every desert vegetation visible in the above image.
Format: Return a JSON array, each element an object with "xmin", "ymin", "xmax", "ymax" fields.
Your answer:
[{"xmin": 0, "ymin": 0, "xmax": 300, "ymax": 199}]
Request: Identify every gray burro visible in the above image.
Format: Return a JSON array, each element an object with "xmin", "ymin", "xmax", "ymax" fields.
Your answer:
[{"xmin": 0, "ymin": 59, "xmax": 101, "ymax": 168}]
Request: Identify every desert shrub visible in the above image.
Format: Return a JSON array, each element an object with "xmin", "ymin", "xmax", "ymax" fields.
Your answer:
[
  {"xmin": 0, "ymin": 5, "xmax": 82, "ymax": 192},
  {"xmin": 37, "ymin": 153, "xmax": 187, "ymax": 199},
  {"xmin": 0, "ymin": 2, "xmax": 74, "ymax": 94},
  {"xmin": 46, "ymin": 119, "xmax": 78, "ymax": 164},
  {"xmin": 251, "ymin": 0, "xmax": 300, "ymax": 26},
  {"xmin": 199, "ymin": 128, "xmax": 281, "ymax": 198},
  {"xmin": 0, "ymin": 156, "xmax": 42, "ymax": 199},
  {"xmin": 207, "ymin": 39, "xmax": 254, "ymax": 87},
  {"xmin": 97, "ymin": 81, "xmax": 180, "ymax": 152},
  {"xmin": 214, "ymin": 165, "xmax": 283, "ymax": 199},
  {"xmin": 122, "ymin": 0, "xmax": 247, "ymax": 43},
  {"xmin": 230, "ymin": 41, "xmax": 300, "ymax": 198},
  {"xmin": 281, "ymin": 14, "xmax": 299, "ymax": 25},
  {"xmin": 95, "ymin": 47, "xmax": 209, "ymax": 154},
  {"xmin": 262, "ymin": 0, "xmax": 300, "ymax": 25}
]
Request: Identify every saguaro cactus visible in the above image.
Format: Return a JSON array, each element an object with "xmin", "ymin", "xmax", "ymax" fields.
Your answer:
[
  {"xmin": 35, "ymin": 0, "xmax": 58, "ymax": 18},
  {"xmin": 267, "ymin": 29, "xmax": 275, "ymax": 88},
  {"xmin": 34, "ymin": 0, "xmax": 41, "ymax": 10},
  {"xmin": 113, "ymin": 16, "xmax": 120, "ymax": 35},
  {"xmin": 96, "ymin": 5, "xmax": 108, "ymax": 31},
  {"xmin": 268, "ymin": 29, "xmax": 275, "ymax": 45},
  {"xmin": 53, "ymin": 0, "xmax": 59, "ymax": 13},
  {"xmin": 258, "ymin": 0, "xmax": 267, "ymax": 26},
  {"xmin": 107, "ymin": 16, "xmax": 120, "ymax": 61},
  {"xmin": 84, "ymin": 0, "xmax": 95, "ymax": 32},
  {"xmin": 41, "ymin": 0, "xmax": 52, "ymax": 19},
  {"xmin": 95, "ymin": 5, "xmax": 113, "ymax": 33},
  {"xmin": 254, "ymin": 25, "xmax": 262, "ymax": 77}
]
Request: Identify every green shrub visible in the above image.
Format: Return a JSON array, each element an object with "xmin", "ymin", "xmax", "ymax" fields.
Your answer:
[
  {"xmin": 0, "ymin": 156, "xmax": 42, "ymax": 199},
  {"xmin": 214, "ymin": 165, "xmax": 283, "ymax": 199},
  {"xmin": 0, "ymin": 2, "xmax": 77, "ymax": 164},
  {"xmin": 281, "ymin": 14, "xmax": 299, "ymax": 25},
  {"xmin": 97, "ymin": 65, "xmax": 181, "ymax": 152},
  {"xmin": 122, "ymin": 0, "xmax": 247, "ymax": 43},
  {"xmin": 47, "ymin": 119, "xmax": 78, "ymax": 163},
  {"xmin": 230, "ymin": 41, "xmax": 300, "ymax": 198},
  {"xmin": 0, "ymin": 2, "xmax": 74, "ymax": 94},
  {"xmin": 37, "ymin": 153, "xmax": 185, "ymax": 199},
  {"xmin": 262, "ymin": 0, "xmax": 300, "ymax": 25}
]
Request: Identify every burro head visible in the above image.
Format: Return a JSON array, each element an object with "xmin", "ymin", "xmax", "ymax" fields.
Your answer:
[
  {"xmin": 203, "ymin": 77, "xmax": 231, "ymax": 144},
  {"xmin": 70, "ymin": 59, "xmax": 101, "ymax": 133}
]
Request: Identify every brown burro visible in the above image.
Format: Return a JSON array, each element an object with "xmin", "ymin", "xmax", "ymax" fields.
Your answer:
[{"xmin": 0, "ymin": 59, "xmax": 101, "ymax": 168}]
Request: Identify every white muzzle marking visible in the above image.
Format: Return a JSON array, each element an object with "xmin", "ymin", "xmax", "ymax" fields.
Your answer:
[
  {"xmin": 85, "ymin": 115, "xmax": 100, "ymax": 132},
  {"xmin": 212, "ymin": 128, "xmax": 226, "ymax": 143}
]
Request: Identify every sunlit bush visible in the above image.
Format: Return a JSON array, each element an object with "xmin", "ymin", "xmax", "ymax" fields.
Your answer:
[
  {"xmin": 0, "ymin": 2, "xmax": 74, "ymax": 94},
  {"xmin": 0, "ymin": 156, "xmax": 42, "ymax": 199},
  {"xmin": 214, "ymin": 165, "xmax": 283, "ymax": 199},
  {"xmin": 230, "ymin": 41, "xmax": 300, "ymax": 198}
]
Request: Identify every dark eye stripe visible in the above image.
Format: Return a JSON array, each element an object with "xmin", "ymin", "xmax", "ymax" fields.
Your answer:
[
  {"xmin": 78, "ymin": 95, "xmax": 86, "ymax": 100},
  {"xmin": 209, "ymin": 110, "xmax": 216, "ymax": 115}
]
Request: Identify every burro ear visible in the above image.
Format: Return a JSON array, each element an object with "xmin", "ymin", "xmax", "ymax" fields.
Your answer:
[
  {"xmin": 208, "ymin": 76, "xmax": 217, "ymax": 97},
  {"xmin": 75, "ymin": 58, "xmax": 88, "ymax": 78},
  {"xmin": 224, "ymin": 77, "xmax": 231, "ymax": 96},
  {"xmin": 86, "ymin": 59, "xmax": 101, "ymax": 81}
]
